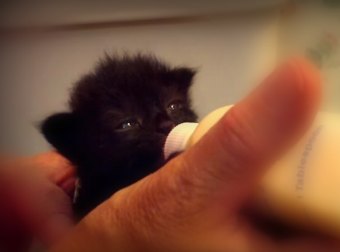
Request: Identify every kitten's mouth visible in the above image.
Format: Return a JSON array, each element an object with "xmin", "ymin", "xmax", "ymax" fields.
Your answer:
[
  {"xmin": 134, "ymin": 134, "xmax": 167, "ymax": 167},
  {"xmin": 155, "ymin": 156, "xmax": 166, "ymax": 169},
  {"xmin": 155, "ymin": 136, "xmax": 167, "ymax": 166}
]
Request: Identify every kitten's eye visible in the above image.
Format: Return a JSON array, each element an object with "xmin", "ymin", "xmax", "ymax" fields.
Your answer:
[
  {"xmin": 117, "ymin": 119, "xmax": 140, "ymax": 130},
  {"xmin": 168, "ymin": 101, "xmax": 184, "ymax": 112}
]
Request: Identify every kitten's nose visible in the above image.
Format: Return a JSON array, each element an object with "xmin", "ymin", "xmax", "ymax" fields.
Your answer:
[{"xmin": 157, "ymin": 120, "xmax": 175, "ymax": 135}]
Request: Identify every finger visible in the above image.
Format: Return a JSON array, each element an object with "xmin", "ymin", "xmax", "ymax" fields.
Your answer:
[
  {"xmin": 0, "ymin": 156, "xmax": 75, "ymax": 248},
  {"xmin": 16, "ymin": 180, "xmax": 74, "ymax": 247},
  {"xmin": 2, "ymin": 161, "xmax": 74, "ymax": 247},
  {"xmin": 181, "ymin": 57, "xmax": 321, "ymax": 210},
  {"xmin": 27, "ymin": 151, "xmax": 76, "ymax": 193}
]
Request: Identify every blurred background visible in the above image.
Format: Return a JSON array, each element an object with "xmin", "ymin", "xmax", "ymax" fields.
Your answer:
[{"xmin": 0, "ymin": 0, "xmax": 339, "ymax": 155}]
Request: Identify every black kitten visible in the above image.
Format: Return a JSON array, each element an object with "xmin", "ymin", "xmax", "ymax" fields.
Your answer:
[{"xmin": 41, "ymin": 54, "xmax": 198, "ymax": 218}]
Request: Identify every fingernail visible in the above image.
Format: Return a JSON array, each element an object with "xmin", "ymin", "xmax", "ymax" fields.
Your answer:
[{"xmin": 60, "ymin": 177, "xmax": 76, "ymax": 196}]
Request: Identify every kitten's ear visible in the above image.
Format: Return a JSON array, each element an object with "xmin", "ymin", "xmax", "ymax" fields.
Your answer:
[
  {"xmin": 172, "ymin": 67, "xmax": 196, "ymax": 92},
  {"xmin": 41, "ymin": 112, "xmax": 79, "ymax": 160}
]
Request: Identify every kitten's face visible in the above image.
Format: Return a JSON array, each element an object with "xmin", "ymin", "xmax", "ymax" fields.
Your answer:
[
  {"xmin": 81, "ymin": 81, "xmax": 197, "ymax": 179},
  {"xmin": 42, "ymin": 54, "xmax": 197, "ymax": 187}
]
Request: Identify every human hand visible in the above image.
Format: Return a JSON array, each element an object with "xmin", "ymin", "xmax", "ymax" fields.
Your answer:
[
  {"xmin": 0, "ymin": 151, "xmax": 76, "ymax": 251},
  {"xmin": 53, "ymin": 58, "xmax": 339, "ymax": 252}
]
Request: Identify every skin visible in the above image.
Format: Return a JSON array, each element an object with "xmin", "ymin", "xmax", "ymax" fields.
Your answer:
[
  {"xmin": 0, "ymin": 58, "xmax": 339, "ymax": 252},
  {"xmin": 0, "ymin": 151, "xmax": 75, "ymax": 251}
]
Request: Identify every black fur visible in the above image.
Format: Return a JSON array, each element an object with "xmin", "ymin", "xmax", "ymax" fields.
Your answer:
[{"xmin": 41, "ymin": 54, "xmax": 198, "ymax": 217}]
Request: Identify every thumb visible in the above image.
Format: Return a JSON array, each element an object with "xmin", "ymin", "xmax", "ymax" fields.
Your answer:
[{"xmin": 179, "ymin": 57, "xmax": 321, "ymax": 211}]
